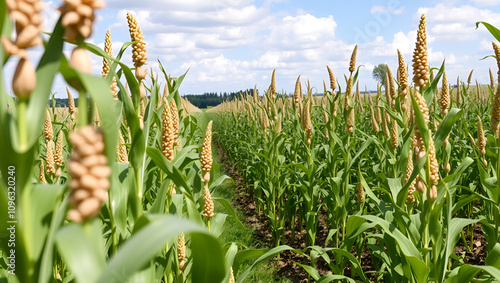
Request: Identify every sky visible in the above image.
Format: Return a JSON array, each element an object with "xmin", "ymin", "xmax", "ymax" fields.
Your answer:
[{"xmin": 4, "ymin": 0, "xmax": 500, "ymax": 98}]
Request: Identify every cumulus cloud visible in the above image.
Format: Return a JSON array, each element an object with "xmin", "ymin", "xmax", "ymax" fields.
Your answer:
[
  {"xmin": 370, "ymin": 5, "xmax": 405, "ymax": 15},
  {"xmin": 418, "ymin": 4, "xmax": 500, "ymax": 42}
]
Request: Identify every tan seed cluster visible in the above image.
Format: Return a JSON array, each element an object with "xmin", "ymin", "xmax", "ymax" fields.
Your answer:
[
  {"xmin": 347, "ymin": 108, "xmax": 355, "ymax": 134},
  {"xmin": 229, "ymin": 267, "xmax": 235, "ymax": 283},
  {"xmin": 294, "ymin": 76, "xmax": 302, "ymax": 109},
  {"xmin": 428, "ymin": 136, "xmax": 439, "ymax": 186},
  {"xmin": 397, "ymin": 50, "xmax": 408, "ymax": 92},
  {"xmin": 302, "ymin": 100, "xmax": 313, "ymax": 144},
  {"xmin": 467, "ymin": 69, "xmax": 474, "ymax": 85},
  {"xmin": 200, "ymin": 121, "xmax": 213, "ymax": 183},
  {"xmin": 44, "ymin": 109, "xmax": 53, "ymax": 141},
  {"xmin": 177, "ymin": 233, "xmax": 186, "ymax": 271},
  {"xmin": 478, "ymin": 116, "xmax": 486, "ymax": 156},
  {"xmin": 356, "ymin": 182, "xmax": 365, "ymax": 203},
  {"xmin": 117, "ymin": 134, "xmax": 128, "ymax": 163},
  {"xmin": 387, "ymin": 65, "xmax": 396, "ymax": 109},
  {"xmin": 161, "ymin": 101, "xmax": 175, "ymax": 161},
  {"xmin": 345, "ymin": 76, "xmax": 353, "ymax": 111},
  {"xmin": 405, "ymin": 149, "xmax": 416, "ymax": 203},
  {"xmin": 490, "ymin": 68, "xmax": 495, "ymax": 90},
  {"xmin": 102, "ymin": 29, "xmax": 112, "ymax": 78},
  {"xmin": 59, "ymin": 0, "xmax": 104, "ymax": 41},
  {"xmin": 127, "ymin": 12, "xmax": 148, "ymax": 79},
  {"xmin": 202, "ymin": 185, "xmax": 214, "ymax": 219},
  {"xmin": 440, "ymin": 71, "xmax": 450, "ymax": 116},
  {"xmin": 371, "ymin": 108, "xmax": 379, "ymax": 133},
  {"xmin": 67, "ymin": 126, "xmax": 110, "ymax": 222},
  {"xmin": 171, "ymin": 100, "xmax": 180, "ymax": 149},
  {"xmin": 67, "ymin": 87, "xmax": 76, "ymax": 120},
  {"xmin": 2, "ymin": 0, "xmax": 43, "ymax": 58},
  {"xmin": 327, "ymin": 66, "xmax": 336, "ymax": 91},
  {"xmin": 412, "ymin": 14, "xmax": 429, "ymax": 88},
  {"xmin": 391, "ymin": 119, "xmax": 398, "ymax": 150},
  {"xmin": 270, "ymin": 69, "xmax": 276, "ymax": 96},
  {"xmin": 491, "ymin": 81, "xmax": 500, "ymax": 130},
  {"xmin": 55, "ymin": 132, "xmax": 64, "ymax": 166},
  {"xmin": 40, "ymin": 160, "xmax": 47, "ymax": 184},
  {"xmin": 349, "ymin": 45, "xmax": 358, "ymax": 73}
]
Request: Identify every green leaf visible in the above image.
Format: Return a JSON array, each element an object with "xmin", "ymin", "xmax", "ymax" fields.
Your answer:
[
  {"xmin": 410, "ymin": 90, "xmax": 430, "ymax": 149},
  {"xmin": 213, "ymin": 197, "xmax": 245, "ymax": 230},
  {"xmin": 445, "ymin": 264, "xmax": 500, "ymax": 283},
  {"xmin": 56, "ymin": 220, "xmax": 107, "ymax": 283},
  {"xmin": 235, "ymin": 245, "xmax": 300, "ymax": 283},
  {"xmin": 476, "ymin": 21, "xmax": 500, "ymax": 42},
  {"xmin": 433, "ymin": 108, "xmax": 462, "ymax": 151},
  {"xmin": 29, "ymin": 185, "xmax": 65, "ymax": 262},
  {"xmin": 316, "ymin": 274, "xmax": 356, "ymax": 283},
  {"xmin": 97, "ymin": 215, "xmax": 225, "ymax": 283},
  {"xmin": 486, "ymin": 243, "xmax": 500, "ymax": 269}
]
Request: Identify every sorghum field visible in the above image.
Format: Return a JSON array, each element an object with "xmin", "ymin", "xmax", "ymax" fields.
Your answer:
[{"xmin": 1, "ymin": 1, "xmax": 500, "ymax": 283}]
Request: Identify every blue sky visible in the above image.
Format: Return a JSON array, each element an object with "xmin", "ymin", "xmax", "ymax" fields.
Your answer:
[{"xmin": 4, "ymin": 0, "xmax": 500, "ymax": 98}]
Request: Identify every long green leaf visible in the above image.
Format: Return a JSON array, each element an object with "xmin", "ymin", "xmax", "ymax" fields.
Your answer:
[{"xmin": 97, "ymin": 215, "xmax": 225, "ymax": 283}]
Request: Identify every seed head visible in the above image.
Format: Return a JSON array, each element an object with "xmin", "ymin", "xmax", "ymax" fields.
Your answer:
[
  {"xmin": 490, "ymin": 68, "xmax": 495, "ymax": 90},
  {"xmin": 59, "ymin": 0, "xmax": 104, "ymax": 41},
  {"xmin": 12, "ymin": 58, "xmax": 36, "ymax": 99},
  {"xmin": 467, "ymin": 69, "xmax": 474, "ymax": 85},
  {"xmin": 67, "ymin": 87, "xmax": 76, "ymax": 119},
  {"xmin": 102, "ymin": 29, "xmax": 113, "ymax": 78},
  {"xmin": 229, "ymin": 267, "xmax": 235, "ymax": 283},
  {"xmin": 170, "ymin": 100, "xmax": 180, "ymax": 149},
  {"xmin": 440, "ymin": 71, "xmax": 450, "ymax": 116},
  {"xmin": 491, "ymin": 79, "xmax": 500, "ymax": 130},
  {"xmin": 55, "ymin": 131, "xmax": 64, "ymax": 166},
  {"xmin": 371, "ymin": 108, "xmax": 379, "ymax": 133},
  {"xmin": 456, "ymin": 76, "xmax": 462, "ymax": 106},
  {"xmin": 428, "ymin": 134, "xmax": 439, "ymax": 185},
  {"xmin": 397, "ymin": 50, "xmax": 408, "ymax": 93},
  {"xmin": 327, "ymin": 65, "xmax": 336, "ymax": 91},
  {"xmin": 294, "ymin": 75, "xmax": 302, "ymax": 109},
  {"xmin": 44, "ymin": 109, "xmax": 53, "ymax": 141},
  {"xmin": 478, "ymin": 116, "xmax": 486, "ymax": 156},
  {"xmin": 177, "ymin": 233, "xmax": 186, "ymax": 263},
  {"xmin": 391, "ymin": 118, "xmax": 398, "ymax": 149},
  {"xmin": 67, "ymin": 126, "xmax": 110, "ymax": 222},
  {"xmin": 412, "ymin": 14, "xmax": 429, "ymax": 88},
  {"xmin": 349, "ymin": 45, "xmax": 358, "ymax": 73},
  {"xmin": 356, "ymin": 182, "xmax": 365, "ymax": 203},
  {"xmin": 200, "ymin": 121, "xmax": 213, "ymax": 183},
  {"xmin": 126, "ymin": 12, "xmax": 148, "ymax": 71},
  {"xmin": 117, "ymin": 134, "xmax": 128, "ymax": 163},
  {"xmin": 202, "ymin": 185, "xmax": 214, "ymax": 219},
  {"xmin": 40, "ymin": 160, "xmax": 47, "ymax": 184},
  {"xmin": 405, "ymin": 149, "xmax": 416, "ymax": 203},
  {"xmin": 345, "ymin": 75, "xmax": 353, "ymax": 111},
  {"xmin": 302, "ymin": 100, "xmax": 313, "ymax": 143},
  {"xmin": 346, "ymin": 108, "xmax": 355, "ymax": 134},
  {"xmin": 161, "ymin": 102, "xmax": 175, "ymax": 161},
  {"xmin": 2, "ymin": 0, "xmax": 43, "ymax": 57},
  {"xmin": 269, "ymin": 69, "xmax": 276, "ymax": 97}
]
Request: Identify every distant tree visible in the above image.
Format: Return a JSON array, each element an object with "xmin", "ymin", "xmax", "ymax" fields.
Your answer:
[{"xmin": 372, "ymin": 63, "xmax": 388, "ymax": 89}]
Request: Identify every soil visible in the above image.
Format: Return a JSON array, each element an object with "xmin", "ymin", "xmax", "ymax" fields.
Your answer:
[{"xmin": 213, "ymin": 137, "xmax": 488, "ymax": 282}]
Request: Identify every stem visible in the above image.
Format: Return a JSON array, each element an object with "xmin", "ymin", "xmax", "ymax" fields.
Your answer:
[
  {"xmin": 18, "ymin": 99, "xmax": 28, "ymax": 151},
  {"xmin": 78, "ymin": 91, "xmax": 88, "ymax": 127}
]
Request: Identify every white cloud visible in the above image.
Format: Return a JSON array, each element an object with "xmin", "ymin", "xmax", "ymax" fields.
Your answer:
[
  {"xmin": 370, "ymin": 5, "xmax": 405, "ymax": 15},
  {"xmin": 418, "ymin": 4, "xmax": 500, "ymax": 42},
  {"xmin": 471, "ymin": 0, "xmax": 500, "ymax": 6}
]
